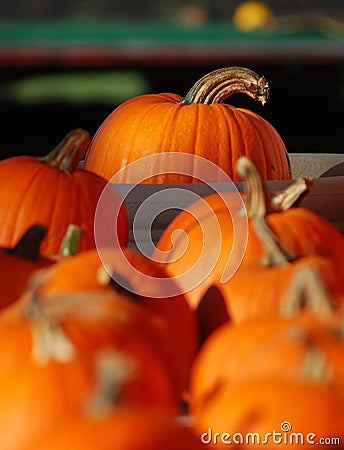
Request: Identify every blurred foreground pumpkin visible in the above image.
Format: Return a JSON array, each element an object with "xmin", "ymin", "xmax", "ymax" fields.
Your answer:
[{"xmin": 13, "ymin": 247, "xmax": 200, "ymax": 399}]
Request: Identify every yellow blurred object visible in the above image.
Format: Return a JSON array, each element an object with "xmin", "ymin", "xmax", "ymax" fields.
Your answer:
[{"xmin": 232, "ymin": 1, "xmax": 273, "ymax": 31}]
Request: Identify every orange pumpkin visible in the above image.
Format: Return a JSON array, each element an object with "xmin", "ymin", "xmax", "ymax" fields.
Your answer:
[
  {"xmin": 0, "ymin": 286, "xmax": 180, "ymax": 410},
  {"xmin": 21, "ymin": 407, "xmax": 205, "ymax": 450},
  {"xmin": 0, "ymin": 129, "xmax": 129, "ymax": 254},
  {"xmin": 154, "ymin": 157, "xmax": 344, "ymax": 334},
  {"xmin": 19, "ymin": 350, "xmax": 205, "ymax": 450},
  {"xmin": 0, "ymin": 225, "xmax": 52, "ymax": 310},
  {"xmin": 0, "ymin": 292, "xmax": 180, "ymax": 449},
  {"xmin": 194, "ymin": 376, "xmax": 344, "ymax": 449},
  {"xmin": 0, "ymin": 223, "xmax": 83, "ymax": 311},
  {"xmin": 27, "ymin": 246, "xmax": 200, "ymax": 396},
  {"xmin": 84, "ymin": 67, "xmax": 291, "ymax": 183},
  {"xmin": 189, "ymin": 266, "xmax": 344, "ymax": 414}
]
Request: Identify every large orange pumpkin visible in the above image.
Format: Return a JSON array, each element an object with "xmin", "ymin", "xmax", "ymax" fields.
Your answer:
[
  {"xmin": 0, "ymin": 292, "xmax": 180, "ymax": 449},
  {"xmin": 0, "ymin": 129, "xmax": 129, "ymax": 254},
  {"xmin": 84, "ymin": 67, "xmax": 291, "ymax": 183},
  {"xmin": 0, "ymin": 286, "xmax": 180, "ymax": 410}
]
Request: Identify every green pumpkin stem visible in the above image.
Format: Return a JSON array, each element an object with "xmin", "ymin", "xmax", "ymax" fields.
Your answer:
[
  {"xmin": 181, "ymin": 66, "xmax": 269, "ymax": 105},
  {"xmin": 7, "ymin": 224, "xmax": 47, "ymax": 262},
  {"xmin": 59, "ymin": 224, "xmax": 83, "ymax": 256},
  {"xmin": 42, "ymin": 128, "xmax": 91, "ymax": 173}
]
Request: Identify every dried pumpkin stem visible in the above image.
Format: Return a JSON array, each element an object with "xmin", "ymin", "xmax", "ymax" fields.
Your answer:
[
  {"xmin": 280, "ymin": 265, "xmax": 333, "ymax": 319},
  {"xmin": 42, "ymin": 128, "xmax": 91, "ymax": 173},
  {"xmin": 181, "ymin": 67, "xmax": 269, "ymax": 105},
  {"xmin": 271, "ymin": 177, "xmax": 312, "ymax": 211},
  {"xmin": 299, "ymin": 346, "xmax": 332, "ymax": 385},
  {"xmin": 85, "ymin": 350, "xmax": 136, "ymax": 418},
  {"xmin": 236, "ymin": 156, "xmax": 295, "ymax": 266},
  {"xmin": 6, "ymin": 224, "xmax": 47, "ymax": 262},
  {"xmin": 25, "ymin": 293, "xmax": 75, "ymax": 365}
]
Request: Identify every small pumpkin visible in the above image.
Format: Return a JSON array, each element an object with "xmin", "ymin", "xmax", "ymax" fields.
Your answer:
[
  {"xmin": 194, "ymin": 374, "xmax": 344, "ymax": 449},
  {"xmin": 189, "ymin": 266, "xmax": 344, "ymax": 414},
  {"xmin": 0, "ymin": 223, "xmax": 82, "ymax": 311},
  {"xmin": 154, "ymin": 157, "xmax": 344, "ymax": 335},
  {"xmin": 0, "ymin": 129, "xmax": 129, "ymax": 254},
  {"xmin": 0, "ymin": 225, "xmax": 52, "ymax": 310},
  {"xmin": 84, "ymin": 67, "xmax": 291, "ymax": 183}
]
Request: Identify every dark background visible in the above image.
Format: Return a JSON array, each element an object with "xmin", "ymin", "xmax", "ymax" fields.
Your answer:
[{"xmin": 1, "ymin": 1, "xmax": 344, "ymax": 159}]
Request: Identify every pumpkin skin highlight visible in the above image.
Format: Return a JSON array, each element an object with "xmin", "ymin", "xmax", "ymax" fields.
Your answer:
[{"xmin": 84, "ymin": 68, "xmax": 291, "ymax": 183}]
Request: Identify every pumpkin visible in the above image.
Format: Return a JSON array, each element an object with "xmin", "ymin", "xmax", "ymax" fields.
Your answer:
[
  {"xmin": 0, "ymin": 286, "xmax": 179, "ymax": 410},
  {"xmin": 0, "ymin": 305, "xmax": 94, "ymax": 450},
  {"xmin": 21, "ymin": 408, "xmax": 205, "ymax": 450},
  {"xmin": 19, "ymin": 351, "xmax": 205, "ymax": 450},
  {"xmin": 0, "ymin": 225, "xmax": 52, "ymax": 310},
  {"xmin": 25, "ymin": 246, "xmax": 200, "ymax": 396},
  {"xmin": 194, "ymin": 376, "xmax": 344, "ymax": 449},
  {"xmin": 84, "ymin": 67, "xmax": 291, "ymax": 183},
  {"xmin": 0, "ymin": 293, "xmax": 180, "ymax": 449},
  {"xmin": 0, "ymin": 223, "xmax": 82, "ymax": 311},
  {"xmin": 154, "ymin": 157, "xmax": 344, "ymax": 335},
  {"xmin": 189, "ymin": 266, "xmax": 344, "ymax": 414},
  {"xmin": 0, "ymin": 129, "xmax": 129, "ymax": 254}
]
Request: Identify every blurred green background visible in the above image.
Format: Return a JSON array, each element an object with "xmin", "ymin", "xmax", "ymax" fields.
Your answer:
[{"xmin": 1, "ymin": 1, "xmax": 344, "ymax": 159}]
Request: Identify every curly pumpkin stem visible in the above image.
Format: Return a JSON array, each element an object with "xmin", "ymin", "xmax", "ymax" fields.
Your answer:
[
  {"xmin": 42, "ymin": 128, "xmax": 91, "ymax": 173},
  {"xmin": 59, "ymin": 224, "xmax": 83, "ymax": 256},
  {"xmin": 85, "ymin": 350, "xmax": 136, "ymax": 418},
  {"xmin": 6, "ymin": 224, "xmax": 47, "ymax": 262},
  {"xmin": 181, "ymin": 66, "xmax": 269, "ymax": 105},
  {"xmin": 281, "ymin": 265, "xmax": 333, "ymax": 319},
  {"xmin": 236, "ymin": 156, "xmax": 296, "ymax": 266}
]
